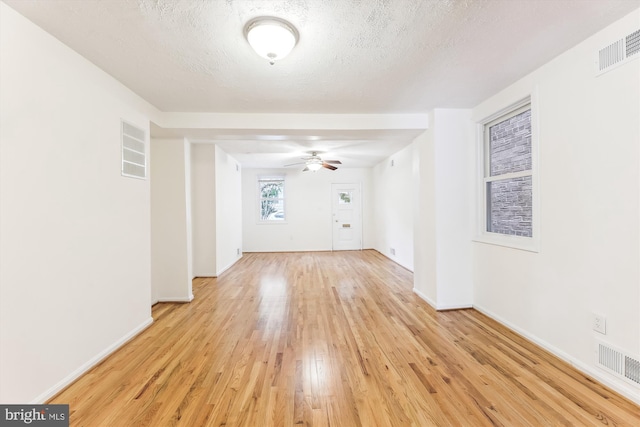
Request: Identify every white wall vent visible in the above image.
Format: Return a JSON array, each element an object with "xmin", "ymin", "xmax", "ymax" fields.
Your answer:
[
  {"xmin": 121, "ymin": 120, "xmax": 146, "ymax": 179},
  {"xmin": 626, "ymin": 355, "xmax": 640, "ymax": 385},
  {"xmin": 596, "ymin": 28, "xmax": 640, "ymax": 75},
  {"xmin": 595, "ymin": 340, "xmax": 640, "ymax": 387}
]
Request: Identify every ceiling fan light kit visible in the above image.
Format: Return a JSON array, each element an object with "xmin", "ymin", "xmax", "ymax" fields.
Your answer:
[
  {"xmin": 244, "ymin": 17, "xmax": 299, "ymax": 65},
  {"xmin": 307, "ymin": 159, "xmax": 323, "ymax": 171},
  {"xmin": 285, "ymin": 152, "xmax": 342, "ymax": 172}
]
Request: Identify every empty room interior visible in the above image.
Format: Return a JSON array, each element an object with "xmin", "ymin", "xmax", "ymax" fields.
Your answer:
[{"xmin": 1, "ymin": 0, "xmax": 640, "ymax": 425}]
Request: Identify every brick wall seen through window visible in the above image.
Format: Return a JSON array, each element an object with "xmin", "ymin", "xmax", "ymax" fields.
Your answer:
[{"xmin": 484, "ymin": 106, "xmax": 533, "ymax": 237}]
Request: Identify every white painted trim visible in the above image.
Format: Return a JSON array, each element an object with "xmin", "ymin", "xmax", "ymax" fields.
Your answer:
[
  {"xmin": 472, "ymin": 235, "xmax": 539, "ymax": 253},
  {"xmin": 216, "ymin": 254, "xmax": 242, "ymax": 277},
  {"xmin": 31, "ymin": 317, "xmax": 153, "ymax": 404},
  {"xmin": 413, "ymin": 288, "xmax": 473, "ymax": 311},
  {"xmin": 243, "ymin": 249, "xmax": 346, "ymax": 254},
  {"xmin": 157, "ymin": 112, "xmax": 429, "ymax": 131},
  {"xmin": 395, "ymin": 260, "xmax": 413, "ymax": 272},
  {"xmin": 474, "ymin": 90, "xmax": 540, "ymax": 253},
  {"xmin": 413, "ymin": 287, "xmax": 437, "ymax": 309},
  {"xmin": 477, "ymin": 97, "xmax": 532, "ymax": 126},
  {"xmin": 331, "ymin": 182, "xmax": 363, "ymax": 251},
  {"xmin": 157, "ymin": 295, "xmax": 193, "ymax": 303},
  {"xmin": 437, "ymin": 303, "xmax": 474, "ymax": 311},
  {"xmin": 257, "ymin": 175, "xmax": 286, "ymax": 224},
  {"xmin": 473, "ymin": 304, "xmax": 640, "ymax": 406},
  {"xmin": 373, "ymin": 249, "xmax": 414, "ymax": 272}
]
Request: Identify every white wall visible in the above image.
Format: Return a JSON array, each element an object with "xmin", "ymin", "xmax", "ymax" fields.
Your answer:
[
  {"xmin": 433, "ymin": 109, "xmax": 474, "ymax": 309},
  {"xmin": 242, "ymin": 168, "xmax": 373, "ymax": 252},
  {"xmin": 214, "ymin": 145, "xmax": 243, "ymax": 274},
  {"xmin": 413, "ymin": 130, "xmax": 438, "ymax": 303},
  {"xmin": 412, "ymin": 110, "xmax": 474, "ymax": 310},
  {"xmin": 150, "ymin": 138, "xmax": 193, "ymax": 302},
  {"xmin": 471, "ymin": 9, "xmax": 640, "ymax": 403},
  {"xmin": 191, "ymin": 144, "xmax": 217, "ymax": 276},
  {"xmin": 372, "ymin": 144, "xmax": 415, "ymax": 270},
  {"xmin": 0, "ymin": 3, "xmax": 156, "ymax": 403},
  {"xmin": 190, "ymin": 144, "xmax": 242, "ymax": 276}
]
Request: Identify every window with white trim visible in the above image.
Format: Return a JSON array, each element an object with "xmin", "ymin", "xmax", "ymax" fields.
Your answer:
[
  {"xmin": 258, "ymin": 176, "xmax": 285, "ymax": 222},
  {"xmin": 481, "ymin": 101, "xmax": 535, "ymax": 244}
]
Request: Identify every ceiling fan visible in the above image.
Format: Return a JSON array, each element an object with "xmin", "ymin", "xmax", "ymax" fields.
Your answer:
[{"xmin": 284, "ymin": 152, "xmax": 342, "ymax": 172}]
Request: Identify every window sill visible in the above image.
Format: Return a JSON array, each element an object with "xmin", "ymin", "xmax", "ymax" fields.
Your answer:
[
  {"xmin": 257, "ymin": 221, "xmax": 288, "ymax": 225},
  {"xmin": 473, "ymin": 233, "xmax": 539, "ymax": 253}
]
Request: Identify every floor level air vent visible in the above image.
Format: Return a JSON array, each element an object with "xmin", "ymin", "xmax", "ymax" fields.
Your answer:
[
  {"xmin": 596, "ymin": 340, "xmax": 640, "ymax": 388},
  {"xmin": 596, "ymin": 28, "xmax": 640, "ymax": 75},
  {"xmin": 121, "ymin": 120, "xmax": 147, "ymax": 179},
  {"xmin": 625, "ymin": 355, "xmax": 640, "ymax": 385}
]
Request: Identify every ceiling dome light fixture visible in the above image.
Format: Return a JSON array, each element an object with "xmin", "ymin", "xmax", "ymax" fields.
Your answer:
[{"xmin": 244, "ymin": 17, "xmax": 299, "ymax": 65}]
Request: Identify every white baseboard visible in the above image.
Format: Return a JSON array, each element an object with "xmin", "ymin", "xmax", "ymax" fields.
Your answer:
[
  {"xmin": 32, "ymin": 317, "xmax": 153, "ymax": 404},
  {"xmin": 157, "ymin": 294, "xmax": 193, "ymax": 303},
  {"xmin": 373, "ymin": 249, "xmax": 414, "ymax": 272},
  {"xmin": 437, "ymin": 302, "xmax": 474, "ymax": 311},
  {"xmin": 412, "ymin": 288, "xmax": 472, "ymax": 311},
  {"xmin": 397, "ymin": 261, "xmax": 414, "ymax": 272},
  {"xmin": 192, "ymin": 272, "xmax": 215, "ymax": 279},
  {"xmin": 473, "ymin": 304, "xmax": 640, "ymax": 406},
  {"xmin": 216, "ymin": 255, "xmax": 242, "ymax": 277},
  {"xmin": 413, "ymin": 287, "xmax": 437, "ymax": 309}
]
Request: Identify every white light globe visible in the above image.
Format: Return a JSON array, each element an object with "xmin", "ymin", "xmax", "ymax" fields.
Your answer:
[
  {"xmin": 307, "ymin": 161, "xmax": 323, "ymax": 171},
  {"xmin": 245, "ymin": 18, "xmax": 298, "ymax": 64}
]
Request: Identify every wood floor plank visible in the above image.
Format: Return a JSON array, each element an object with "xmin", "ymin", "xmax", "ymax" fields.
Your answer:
[{"xmin": 49, "ymin": 250, "xmax": 640, "ymax": 426}]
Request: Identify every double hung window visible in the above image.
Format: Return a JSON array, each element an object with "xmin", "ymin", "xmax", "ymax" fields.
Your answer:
[
  {"xmin": 258, "ymin": 177, "xmax": 285, "ymax": 222},
  {"xmin": 478, "ymin": 98, "xmax": 537, "ymax": 250}
]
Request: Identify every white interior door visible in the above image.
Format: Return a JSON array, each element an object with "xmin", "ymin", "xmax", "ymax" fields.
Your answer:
[{"xmin": 331, "ymin": 183, "xmax": 362, "ymax": 251}]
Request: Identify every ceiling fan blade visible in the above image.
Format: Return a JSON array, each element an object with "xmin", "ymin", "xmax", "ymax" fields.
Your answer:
[
  {"xmin": 324, "ymin": 160, "xmax": 342, "ymax": 164},
  {"xmin": 302, "ymin": 166, "xmax": 310, "ymax": 172},
  {"xmin": 322, "ymin": 163, "xmax": 338, "ymax": 171},
  {"xmin": 284, "ymin": 161, "xmax": 306, "ymax": 167}
]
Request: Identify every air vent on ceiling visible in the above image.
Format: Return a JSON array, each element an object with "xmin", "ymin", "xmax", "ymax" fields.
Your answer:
[
  {"xmin": 596, "ymin": 28, "xmax": 640, "ymax": 75},
  {"xmin": 595, "ymin": 340, "xmax": 640, "ymax": 387},
  {"xmin": 121, "ymin": 120, "xmax": 147, "ymax": 179}
]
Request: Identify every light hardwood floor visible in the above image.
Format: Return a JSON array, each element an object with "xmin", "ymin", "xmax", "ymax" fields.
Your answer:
[{"xmin": 50, "ymin": 250, "xmax": 640, "ymax": 426}]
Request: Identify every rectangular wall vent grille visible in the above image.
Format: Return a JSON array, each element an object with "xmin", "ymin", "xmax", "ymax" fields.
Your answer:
[
  {"xmin": 596, "ymin": 341, "xmax": 640, "ymax": 388},
  {"xmin": 597, "ymin": 343, "xmax": 624, "ymax": 374},
  {"xmin": 598, "ymin": 39, "xmax": 625, "ymax": 71},
  {"xmin": 625, "ymin": 356, "xmax": 640, "ymax": 385},
  {"xmin": 597, "ymin": 28, "xmax": 640, "ymax": 75},
  {"xmin": 626, "ymin": 29, "xmax": 640, "ymax": 57},
  {"xmin": 121, "ymin": 120, "xmax": 146, "ymax": 179}
]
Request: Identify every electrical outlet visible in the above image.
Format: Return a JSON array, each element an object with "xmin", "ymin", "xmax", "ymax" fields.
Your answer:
[
  {"xmin": 237, "ymin": 248, "xmax": 240, "ymax": 256},
  {"xmin": 592, "ymin": 313, "xmax": 606, "ymax": 334},
  {"xmin": 390, "ymin": 248, "xmax": 396, "ymax": 256}
]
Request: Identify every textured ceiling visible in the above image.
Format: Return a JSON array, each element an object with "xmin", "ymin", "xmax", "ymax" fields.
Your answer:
[{"xmin": 5, "ymin": 0, "xmax": 639, "ymax": 167}]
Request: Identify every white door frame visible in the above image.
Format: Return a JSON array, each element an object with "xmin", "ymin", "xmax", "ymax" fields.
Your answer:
[{"xmin": 331, "ymin": 182, "xmax": 363, "ymax": 251}]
